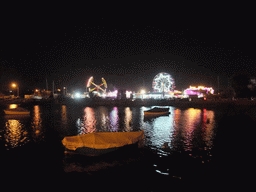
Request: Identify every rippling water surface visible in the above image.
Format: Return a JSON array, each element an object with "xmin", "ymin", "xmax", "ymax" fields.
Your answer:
[
  {"xmin": 2, "ymin": 102, "xmax": 255, "ymax": 189},
  {"xmin": 74, "ymin": 106, "xmax": 216, "ymax": 156},
  {"xmin": 0, "ymin": 104, "xmax": 218, "ymax": 180}
]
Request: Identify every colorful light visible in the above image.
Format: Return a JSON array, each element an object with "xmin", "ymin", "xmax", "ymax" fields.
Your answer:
[
  {"xmin": 152, "ymin": 72, "xmax": 175, "ymax": 93},
  {"xmin": 87, "ymin": 76, "xmax": 93, "ymax": 87},
  {"xmin": 107, "ymin": 90, "xmax": 118, "ymax": 98},
  {"xmin": 126, "ymin": 91, "xmax": 132, "ymax": 98},
  {"xmin": 184, "ymin": 86, "xmax": 214, "ymax": 96}
]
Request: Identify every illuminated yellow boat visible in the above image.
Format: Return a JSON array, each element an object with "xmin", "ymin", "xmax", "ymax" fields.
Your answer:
[
  {"xmin": 4, "ymin": 107, "xmax": 30, "ymax": 115},
  {"xmin": 144, "ymin": 107, "xmax": 170, "ymax": 116},
  {"xmin": 62, "ymin": 131, "xmax": 144, "ymax": 156}
]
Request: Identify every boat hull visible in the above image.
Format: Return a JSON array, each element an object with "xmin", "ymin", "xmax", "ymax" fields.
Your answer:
[
  {"xmin": 144, "ymin": 111, "xmax": 170, "ymax": 116},
  {"xmin": 4, "ymin": 110, "xmax": 30, "ymax": 115},
  {"xmin": 65, "ymin": 142, "xmax": 139, "ymax": 156},
  {"xmin": 62, "ymin": 131, "xmax": 144, "ymax": 156},
  {"xmin": 144, "ymin": 107, "xmax": 170, "ymax": 117}
]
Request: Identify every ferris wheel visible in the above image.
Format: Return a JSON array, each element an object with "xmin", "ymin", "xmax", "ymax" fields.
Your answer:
[
  {"xmin": 87, "ymin": 76, "xmax": 107, "ymax": 94},
  {"xmin": 152, "ymin": 72, "xmax": 175, "ymax": 92}
]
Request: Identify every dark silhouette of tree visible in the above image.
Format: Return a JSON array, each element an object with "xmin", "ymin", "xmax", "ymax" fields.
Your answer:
[{"xmin": 231, "ymin": 72, "xmax": 251, "ymax": 98}]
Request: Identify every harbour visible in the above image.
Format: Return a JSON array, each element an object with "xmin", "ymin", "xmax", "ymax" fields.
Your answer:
[
  {"xmin": 2, "ymin": 11, "xmax": 256, "ymax": 190},
  {"xmin": 1, "ymin": 102, "xmax": 255, "ymax": 188}
]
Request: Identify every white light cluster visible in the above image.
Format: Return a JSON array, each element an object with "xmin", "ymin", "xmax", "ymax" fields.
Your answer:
[{"xmin": 152, "ymin": 72, "xmax": 175, "ymax": 93}]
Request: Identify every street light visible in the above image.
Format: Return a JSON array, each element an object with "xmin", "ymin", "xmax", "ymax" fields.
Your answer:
[{"xmin": 12, "ymin": 83, "xmax": 19, "ymax": 97}]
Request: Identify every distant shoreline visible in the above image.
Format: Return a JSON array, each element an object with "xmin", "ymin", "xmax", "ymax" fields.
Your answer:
[{"xmin": 2, "ymin": 98, "xmax": 256, "ymax": 110}]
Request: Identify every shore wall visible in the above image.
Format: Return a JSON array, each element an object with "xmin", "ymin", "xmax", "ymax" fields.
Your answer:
[{"xmin": 2, "ymin": 98, "xmax": 256, "ymax": 111}]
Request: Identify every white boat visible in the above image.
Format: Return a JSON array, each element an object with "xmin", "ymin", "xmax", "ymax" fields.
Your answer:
[
  {"xmin": 144, "ymin": 107, "xmax": 170, "ymax": 116},
  {"xmin": 4, "ymin": 107, "xmax": 30, "ymax": 115},
  {"xmin": 62, "ymin": 131, "xmax": 144, "ymax": 156}
]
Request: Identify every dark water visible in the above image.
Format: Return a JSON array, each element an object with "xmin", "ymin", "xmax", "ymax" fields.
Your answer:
[{"xmin": 0, "ymin": 103, "xmax": 255, "ymax": 188}]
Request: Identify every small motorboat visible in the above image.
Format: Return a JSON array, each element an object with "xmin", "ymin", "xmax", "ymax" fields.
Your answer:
[
  {"xmin": 4, "ymin": 107, "xmax": 30, "ymax": 115},
  {"xmin": 62, "ymin": 131, "xmax": 144, "ymax": 156},
  {"xmin": 144, "ymin": 107, "xmax": 170, "ymax": 116}
]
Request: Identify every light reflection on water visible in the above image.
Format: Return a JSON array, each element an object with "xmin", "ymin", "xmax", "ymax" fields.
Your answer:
[
  {"xmin": 75, "ymin": 106, "xmax": 216, "ymax": 155},
  {"xmin": 109, "ymin": 107, "xmax": 119, "ymax": 131},
  {"xmin": 61, "ymin": 105, "xmax": 68, "ymax": 129},
  {"xmin": 142, "ymin": 107, "xmax": 175, "ymax": 150},
  {"xmin": 77, "ymin": 106, "xmax": 132, "ymax": 134},
  {"xmin": 142, "ymin": 107, "xmax": 216, "ymax": 176},
  {"xmin": 176, "ymin": 108, "xmax": 215, "ymax": 151},
  {"xmin": 72, "ymin": 106, "xmax": 216, "ymax": 176},
  {"xmin": 31, "ymin": 105, "xmax": 43, "ymax": 141},
  {"xmin": 124, "ymin": 107, "xmax": 132, "ymax": 132},
  {"xmin": 5, "ymin": 119, "xmax": 28, "ymax": 148},
  {"xmin": 169, "ymin": 108, "xmax": 215, "ymax": 154},
  {"xmin": 0, "ymin": 104, "xmax": 218, "ymax": 178},
  {"xmin": 1, "ymin": 105, "xmax": 216, "ymax": 164},
  {"xmin": 1, "ymin": 105, "xmax": 44, "ymax": 149}
]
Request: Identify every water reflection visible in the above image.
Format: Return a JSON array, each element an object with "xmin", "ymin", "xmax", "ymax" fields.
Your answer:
[
  {"xmin": 77, "ymin": 107, "xmax": 97, "ymax": 135},
  {"xmin": 76, "ymin": 106, "xmax": 136, "ymax": 134},
  {"xmin": 183, "ymin": 108, "xmax": 202, "ymax": 151},
  {"xmin": 143, "ymin": 107, "xmax": 174, "ymax": 149},
  {"xmin": 61, "ymin": 105, "xmax": 68, "ymax": 129},
  {"xmin": 142, "ymin": 107, "xmax": 216, "ymax": 156},
  {"xmin": 31, "ymin": 105, "xmax": 43, "ymax": 141},
  {"xmin": 110, "ymin": 107, "xmax": 119, "ymax": 131},
  {"xmin": 0, "ymin": 103, "xmax": 218, "ymax": 178},
  {"xmin": 1, "ymin": 104, "xmax": 31, "ymax": 149},
  {"xmin": 1, "ymin": 105, "xmax": 216, "ymax": 155},
  {"xmin": 5, "ymin": 119, "xmax": 28, "ymax": 148},
  {"xmin": 74, "ymin": 106, "xmax": 216, "ymax": 153},
  {"xmin": 202, "ymin": 109, "xmax": 215, "ymax": 148},
  {"xmin": 124, "ymin": 107, "xmax": 132, "ymax": 131},
  {"xmin": 171, "ymin": 108, "xmax": 215, "ymax": 153},
  {"xmin": 70, "ymin": 106, "xmax": 217, "ymax": 176},
  {"xmin": 143, "ymin": 107, "xmax": 216, "ymax": 176}
]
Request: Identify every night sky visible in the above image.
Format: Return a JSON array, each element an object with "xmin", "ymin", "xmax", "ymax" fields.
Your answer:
[{"xmin": 1, "ymin": 6, "xmax": 255, "ymax": 94}]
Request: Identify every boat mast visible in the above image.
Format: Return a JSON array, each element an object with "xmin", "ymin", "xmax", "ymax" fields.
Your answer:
[
  {"xmin": 53, "ymin": 81, "xmax": 54, "ymax": 98},
  {"xmin": 217, "ymin": 76, "xmax": 219, "ymax": 94},
  {"xmin": 46, "ymin": 78, "xmax": 48, "ymax": 92}
]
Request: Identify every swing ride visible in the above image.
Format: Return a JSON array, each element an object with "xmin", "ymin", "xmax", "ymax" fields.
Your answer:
[{"xmin": 87, "ymin": 76, "xmax": 107, "ymax": 96}]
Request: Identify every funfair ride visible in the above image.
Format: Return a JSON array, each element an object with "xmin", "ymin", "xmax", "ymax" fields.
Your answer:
[
  {"xmin": 152, "ymin": 72, "xmax": 175, "ymax": 94},
  {"xmin": 87, "ymin": 76, "xmax": 107, "ymax": 96}
]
